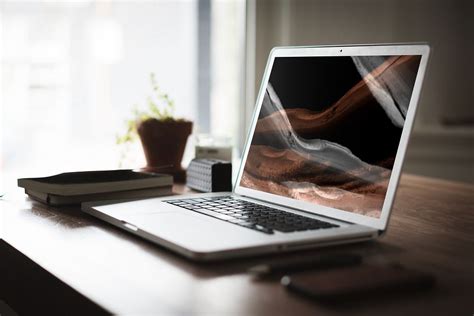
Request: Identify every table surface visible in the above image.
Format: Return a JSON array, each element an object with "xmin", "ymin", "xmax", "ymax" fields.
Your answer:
[{"xmin": 2, "ymin": 174, "xmax": 473, "ymax": 315}]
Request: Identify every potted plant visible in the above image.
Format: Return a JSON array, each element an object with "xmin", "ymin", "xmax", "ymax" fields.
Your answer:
[{"xmin": 117, "ymin": 73, "xmax": 193, "ymax": 182}]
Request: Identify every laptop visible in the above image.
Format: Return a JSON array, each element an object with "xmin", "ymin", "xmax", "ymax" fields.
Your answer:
[{"xmin": 82, "ymin": 43, "xmax": 430, "ymax": 261}]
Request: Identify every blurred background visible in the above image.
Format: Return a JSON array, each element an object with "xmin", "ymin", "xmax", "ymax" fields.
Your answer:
[
  {"xmin": 0, "ymin": 0, "xmax": 246, "ymax": 190},
  {"xmin": 1, "ymin": 0, "xmax": 473, "ymax": 193}
]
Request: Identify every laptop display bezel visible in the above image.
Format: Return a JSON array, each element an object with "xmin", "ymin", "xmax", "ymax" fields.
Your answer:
[{"xmin": 234, "ymin": 44, "xmax": 430, "ymax": 231}]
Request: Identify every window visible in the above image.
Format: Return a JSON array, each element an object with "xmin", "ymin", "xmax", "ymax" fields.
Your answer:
[{"xmin": 0, "ymin": 0, "xmax": 246, "ymax": 192}]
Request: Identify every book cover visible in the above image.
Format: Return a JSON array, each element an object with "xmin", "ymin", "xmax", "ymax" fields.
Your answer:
[
  {"xmin": 26, "ymin": 186, "xmax": 173, "ymax": 206},
  {"xmin": 18, "ymin": 170, "xmax": 173, "ymax": 196}
]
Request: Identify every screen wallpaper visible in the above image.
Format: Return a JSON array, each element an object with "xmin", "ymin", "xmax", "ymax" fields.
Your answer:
[{"xmin": 240, "ymin": 55, "xmax": 421, "ymax": 218}]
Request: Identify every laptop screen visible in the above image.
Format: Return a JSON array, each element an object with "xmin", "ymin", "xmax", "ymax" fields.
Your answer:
[{"xmin": 240, "ymin": 55, "xmax": 422, "ymax": 218}]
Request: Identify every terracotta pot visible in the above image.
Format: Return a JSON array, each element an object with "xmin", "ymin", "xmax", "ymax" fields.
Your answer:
[{"xmin": 137, "ymin": 118, "xmax": 193, "ymax": 181}]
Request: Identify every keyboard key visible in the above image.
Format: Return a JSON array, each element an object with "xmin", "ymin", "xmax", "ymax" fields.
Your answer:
[
  {"xmin": 193, "ymin": 209, "xmax": 234, "ymax": 221},
  {"xmin": 165, "ymin": 197, "xmax": 339, "ymax": 235},
  {"xmin": 228, "ymin": 219, "xmax": 249, "ymax": 224},
  {"xmin": 254, "ymin": 225, "xmax": 274, "ymax": 234}
]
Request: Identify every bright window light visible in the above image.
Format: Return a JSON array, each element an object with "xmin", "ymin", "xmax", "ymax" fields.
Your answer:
[{"xmin": 0, "ymin": 0, "xmax": 246, "ymax": 194}]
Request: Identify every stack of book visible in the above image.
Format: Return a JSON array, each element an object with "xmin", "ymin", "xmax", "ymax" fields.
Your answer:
[{"xmin": 18, "ymin": 170, "xmax": 173, "ymax": 206}]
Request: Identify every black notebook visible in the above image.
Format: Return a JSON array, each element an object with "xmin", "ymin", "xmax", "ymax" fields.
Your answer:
[{"xmin": 18, "ymin": 169, "xmax": 173, "ymax": 205}]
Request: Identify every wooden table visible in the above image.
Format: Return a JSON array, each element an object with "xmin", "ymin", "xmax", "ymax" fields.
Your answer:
[{"xmin": 1, "ymin": 174, "xmax": 473, "ymax": 315}]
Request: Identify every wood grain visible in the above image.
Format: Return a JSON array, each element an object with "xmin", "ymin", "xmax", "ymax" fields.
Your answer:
[{"xmin": 2, "ymin": 174, "xmax": 473, "ymax": 315}]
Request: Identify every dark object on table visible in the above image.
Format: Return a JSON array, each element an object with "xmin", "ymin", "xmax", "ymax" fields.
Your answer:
[
  {"xmin": 186, "ymin": 159, "xmax": 232, "ymax": 192},
  {"xmin": 18, "ymin": 169, "xmax": 173, "ymax": 206},
  {"xmin": 248, "ymin": 253, "xmax": 362, "ymax": 278},
  {"xmin": 281, "ymin": 264, "xmax": 435, "ymax": 301}
]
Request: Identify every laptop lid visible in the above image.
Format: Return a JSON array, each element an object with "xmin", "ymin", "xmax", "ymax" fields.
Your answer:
[{"xmin": 235, "ymin": 44, "xmax": 430, "ymax": 231}]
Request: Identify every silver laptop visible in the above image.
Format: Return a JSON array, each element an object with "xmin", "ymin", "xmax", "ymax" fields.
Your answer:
[{"xmin": 82, "ymin": 44, "xmax": 430, "ymax": 261}]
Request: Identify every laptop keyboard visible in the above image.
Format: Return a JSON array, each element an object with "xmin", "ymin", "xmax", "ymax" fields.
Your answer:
[{"xmin": 163, "ymin": 196, "xmax": 339, "ymax": 235}]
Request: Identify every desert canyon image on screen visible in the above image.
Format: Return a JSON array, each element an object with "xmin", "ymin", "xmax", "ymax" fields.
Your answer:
[{"xmin": 240, "ymin": 55, "xmax": 421, "ymax": 218}]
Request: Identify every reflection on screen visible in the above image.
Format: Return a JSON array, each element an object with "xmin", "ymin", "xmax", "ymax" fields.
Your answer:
[{"xmin": 240, "ymin": 55, "xmax": 421, "ymax": 218}]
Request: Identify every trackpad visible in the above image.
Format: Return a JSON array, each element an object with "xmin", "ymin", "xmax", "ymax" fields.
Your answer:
[{"xmin": 124, "ymin": 212, "xmax": 259, "ymax": 252}]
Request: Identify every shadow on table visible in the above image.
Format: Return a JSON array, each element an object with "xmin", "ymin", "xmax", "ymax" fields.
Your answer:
[{"xmin": 0, "ymin": 240, "xmax": 110, "ymax": 315}]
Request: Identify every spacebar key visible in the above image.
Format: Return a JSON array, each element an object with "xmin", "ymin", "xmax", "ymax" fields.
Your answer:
[{"xmin": 193, "ymin": 209, "xmax": 234, "ymax": 221}]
